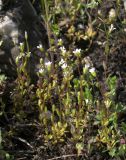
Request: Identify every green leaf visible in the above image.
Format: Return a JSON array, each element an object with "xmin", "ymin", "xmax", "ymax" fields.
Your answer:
[
  {"xmin": 76, "ymin": 142, "xmax": 84, "ymax": 154},
  {"xmin": 109, "ymin": 148, "xmax": 116, "ymax": 157}
]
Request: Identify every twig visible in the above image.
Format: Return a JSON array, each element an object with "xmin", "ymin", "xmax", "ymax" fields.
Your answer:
[
  {"xmin": 14, "ymin": 123, "xmax": 39, "ymax": 128},
  {"xmin": 16, "ymin": 157, "xmax": 27, "ymax": 160},
  {"xmin": 7, "ymin": 150, "xmax": 35, "ymax": 154},
  {"xmin": 12, "ymin": 137, "xmax": 34, "ymax": 150},
  {"xmin": 47, "ymin": 153, "xmax": 85, "ymax": 160}
]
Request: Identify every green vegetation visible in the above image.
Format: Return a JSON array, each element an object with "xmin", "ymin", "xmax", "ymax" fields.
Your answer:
[{"xmin": 1, "ymin": 0, "xmax": 126, "ymax": 159}]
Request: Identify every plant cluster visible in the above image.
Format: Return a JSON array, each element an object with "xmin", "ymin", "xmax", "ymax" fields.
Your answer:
[{"xmin": 1, "ymin": 0, "xmax": 126, "ymax": 159}]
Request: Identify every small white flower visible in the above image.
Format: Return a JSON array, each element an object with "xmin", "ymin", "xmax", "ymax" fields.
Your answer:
[
  {"xmin": 59, "ymin": 58, "xmax": 65, "ymax": 65},
  {"xmin": 97, "ymin": 41, "xmax": 103, "ymax": 45},
  {"xmin": 89, "ymin": 67, "xmax": 96, "ymax": 77},
  {"xmin": 60, "ymin": 46, "xmax": 66, "ymax": 56},
  {"xmin": 85, "ymin": 63, "xmax": 90, "ymax": 69},
  {"xmin": 84, "ymin": 56, "xmax": 93, "ymax": 68},
  {"xmin": 0, "ymin": 40, "xmax": 3, "ymax": 46},
  {"xmin": 60, "ymin": 46, "xmax": 66, "ymax": 52},
  {"xmin": 37, "ymin": 44, "xmax": 43, "ymax": 49},
  {"xmin": 58, "ymin": 39, "xmax": 63, "ymax": 46},
  {"xmin": 25, "ymin": 31, "xmax": 28, "ymax": 39},
  {"xmin": 45, "ymin": 61, "xmax": 52, "ymax": 71},
  {"xmin": 59, "ymin": 58, "xmax": 67, "ymax": 69},
  {"xmin": 98, "ymin": 9, "xmax": 102, "ymax": 16},
  {"xmin": 83, "ymin": 62, "xmax": 91, "ymax": 74},
  {"xmin": 109, "ymin": 8, "xmax": 116, "ymax": 20},
  {"xmin": 39, "ymin": 68, "xmax": 44, "ymax": 74},
  {"xmin": 73, "ymin": 48, "xmax": 81, "ymax": 57},
  {"xmin": 45, "ymin": 61, "xmax": 52, "ymax": 67},
  {"xmin": 20, "ymin": 43, "xmax": 23, "ymax": 47},
  {"xmin": 19, "ymin": 42, "xmax": 24, "ymax": 52},
  {"xmin": 73, "ymin": 48, "xmax": 81, "ymax": 53},
  {"xmin": 124, "ymin": 0, "xmax": 126, "ymax": 11},
  {"xmin": 58, "ymin": 39, "xmax": 62, "ymax": 42},
  {"xmin": 109, "ymin": 24, "xmax": 116, "ymax": 33},
  {"xmin": 89, "ymin": 67, "xmax": 95, "ymax": 73},
  {"xmin": 37, "ymin": 44, "xmax": 43, "ymax": 52},
  {"xmin": 62, "ymin": 63, "xmax": 67, "ymax": 69},
  {"xmin": 85, "ymin": 99, "xmax": 89, "ymax": 104}
]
